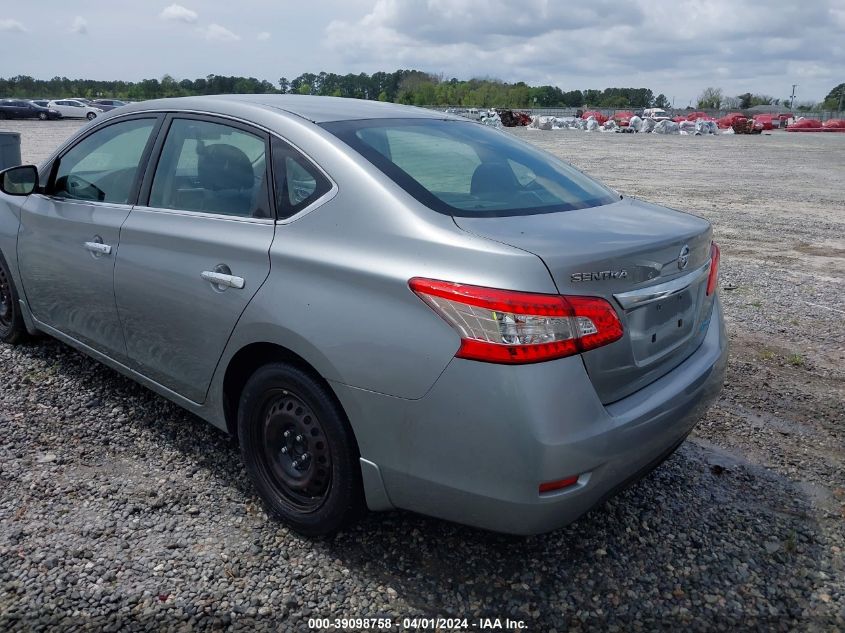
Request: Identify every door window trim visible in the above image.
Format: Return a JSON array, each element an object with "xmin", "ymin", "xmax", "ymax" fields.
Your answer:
[
  {"xmin": 41, "ymin": 113, "xmax": 165, "ymax": 207},
  {"xmin": 137, "ymin": 113, "xmax": 275, "ymax": 222}
]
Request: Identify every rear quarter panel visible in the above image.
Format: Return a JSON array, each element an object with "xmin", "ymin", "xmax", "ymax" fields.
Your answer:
[{"xmin": 225, "ymin": 186, "xmax": 557, "ymax": 401}]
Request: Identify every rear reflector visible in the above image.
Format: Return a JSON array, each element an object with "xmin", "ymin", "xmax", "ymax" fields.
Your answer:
[
  {"xmin": 409, "ymin": 278, "xmax": 623, "ymax": 364},
  {"xmin": 539, "ymin": 476, "xmax": 579, "ymax": 493},
  {"xmin": 706, "ymin": 242, "xmax": 720, "ymax": 296}
]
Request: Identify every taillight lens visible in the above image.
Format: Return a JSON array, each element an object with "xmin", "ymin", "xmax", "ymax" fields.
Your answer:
[
  {"xmin": 409, "ymin": 278, "xmax": 623, "ymax": 364},
  {"xmin": 706, "ymin": 242, "xmax": 720, "ymax": 296}
]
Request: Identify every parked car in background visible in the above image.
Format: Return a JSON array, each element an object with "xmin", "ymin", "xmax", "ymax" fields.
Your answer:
[
  {"xmin": 0, "ymin": 95, "xmax": 726, "ymax": 536},
  {"xmin": 643, "ymin": 108, "xmax": 671, "ymax": 121},
  {"xmin": 0, "ymin": 99, "xmax": 61, "ymax": 120},
  {"xmin": 91, "ymin": 99, "xmax": 128, "ymax": 112},
  {"xmin": 47, "ymin": 99, "xmax": 103, "ymax": 120},
  {"xmin": 29, "ymin": 99, "xmax": 51, "ymax": 108}
]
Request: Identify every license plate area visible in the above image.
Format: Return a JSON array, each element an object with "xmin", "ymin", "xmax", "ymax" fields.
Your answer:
[{"xmin": 627, "ymin": 289, "xmax": 698, "ymax": 365}]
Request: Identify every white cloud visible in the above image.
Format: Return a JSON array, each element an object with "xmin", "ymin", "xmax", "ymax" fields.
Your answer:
[
  {"xmin": 257, "ymin": 31, "xmax": 271, "ymax": 41},
  {"xmin": 325, "ymin": 0, "xmax": 845, "ymax": 103},
  {"xmin": 202, "ymin": 24, "xmax": 240, "ymax": 42},
  {"xmin": 70, "ymin": 16, "xmax": 88, "ymax": 35},
  {"xmin": 0, "ymin": 19, "xmax": 27, "ymax": 33},
  {"xmin": 160, "ymin": 4, "xmax": 199, "ymax": 24}
]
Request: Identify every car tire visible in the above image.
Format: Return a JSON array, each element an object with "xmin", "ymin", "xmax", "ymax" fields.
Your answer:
[
  {"xmin": 0, "ymin": 253, "xmax": 29, "ymax": 345},
  {"xmin": 237, "ymin": 363, "xmax": 364, "ymax": 536},
  {"xmin": 86, "ymin": 112, "xmax": 96, "ymax": 120},
  {"xmin": 38, "ymin": 112, "xmax": 47, "ymax": 121}
]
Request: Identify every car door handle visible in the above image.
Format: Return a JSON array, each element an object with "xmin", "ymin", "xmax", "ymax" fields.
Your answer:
[
  {"xmin": 84, "ymin": 241, "xmax": 112, "ymax": 255},
  {"xmin": 201, "ymin": 271, "xmax": 245, "ymax": 290}
]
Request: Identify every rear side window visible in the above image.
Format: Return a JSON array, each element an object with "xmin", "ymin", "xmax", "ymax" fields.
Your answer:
[
  {"xmin": 271, "ymin": 137, "xmax": 331, "ymax": 219},
  {"xmin": 51, "ymin": 118, "xmax": 156, "ymax": 204},
  {"xmin": 322, "ymin": 118, "xmax": 618, "ymax": 217},
  {"xmin": 149, "ymin": 118, "xmax": 270, "ymax": 219}
]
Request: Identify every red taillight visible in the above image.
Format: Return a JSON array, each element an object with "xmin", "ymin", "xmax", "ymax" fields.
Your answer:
[
  {"xmin": 706, "ymin": 242, "xmax": 720, "ymax": 296},
  {"xmin": 539, "ymin": 475, "xmax": 579, "ymax": 494},
  {"xmin": 409, "ymin": 278, "xmax": 623, "ymax": 364}
]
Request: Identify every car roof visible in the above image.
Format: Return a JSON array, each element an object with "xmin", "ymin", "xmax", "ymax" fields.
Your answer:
[{"xmin": 116, "ymin": 94, "xmax": 458, "ymax": 124}]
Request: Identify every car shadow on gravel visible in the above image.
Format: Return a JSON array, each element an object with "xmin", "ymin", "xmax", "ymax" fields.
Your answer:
[{"xmin": 2, "ymin": 340, "xmax": 840, "ymax": 631}]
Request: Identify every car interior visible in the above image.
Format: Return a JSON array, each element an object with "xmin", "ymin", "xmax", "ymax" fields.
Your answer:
[{"xmin": 150, "ymin": 121, "xmax": 270, "ymax": 218}]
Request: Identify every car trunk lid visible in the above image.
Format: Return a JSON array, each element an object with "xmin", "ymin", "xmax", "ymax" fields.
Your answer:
[{"xmin": 454, "ymin": 197, "xmax": 716, "ymax": 403}]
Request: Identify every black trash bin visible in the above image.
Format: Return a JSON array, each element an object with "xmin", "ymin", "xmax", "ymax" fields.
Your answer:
[{"xmin": 0, "ymin": 131, "xmax": 22, "ymax": 171}]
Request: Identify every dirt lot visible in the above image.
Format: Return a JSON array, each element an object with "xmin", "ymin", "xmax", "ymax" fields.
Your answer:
[{"xmin": 1, "ymin": 119, "xmax": 844, "ymax": 631}]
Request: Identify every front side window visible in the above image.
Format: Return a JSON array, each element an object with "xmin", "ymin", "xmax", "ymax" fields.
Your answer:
[
  {"xmin": 149, "ymin": 118, "xmax": 269, "ymax": 218},
  {"xmin": 51, "ymin": 118, "xmax": 156, "ymax": 204},
  {"xmin": 321, "ymin": 118, "xmax": 618, "ymax": 217}
]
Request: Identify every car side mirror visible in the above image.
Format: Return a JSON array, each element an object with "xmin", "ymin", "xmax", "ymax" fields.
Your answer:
[{"xmin": 0, "ymin": 165, "xmax": 39, "ymax": 196}]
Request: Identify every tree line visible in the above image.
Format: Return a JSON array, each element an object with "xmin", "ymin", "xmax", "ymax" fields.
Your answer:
[
  {"xmin": 0, "ymin": 71, "xmax": 665, "ymax": 109},
  {"xmin": 697, "ymin": 85, "xmax": 843, "ymax": 112},
  {"xmin": 1, "ymin": 71, "xmax": 840, "ymax": 111}
]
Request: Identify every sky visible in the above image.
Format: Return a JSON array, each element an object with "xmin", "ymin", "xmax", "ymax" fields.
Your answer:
[{"xmin": 1, "ymin": 0, "xmax": 843, "ymax": 105}]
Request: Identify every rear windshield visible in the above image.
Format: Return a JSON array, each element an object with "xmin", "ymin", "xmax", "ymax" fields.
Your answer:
[{"xmin": 320, "ymin": 118, "xmax": 618, "ymax": 217}]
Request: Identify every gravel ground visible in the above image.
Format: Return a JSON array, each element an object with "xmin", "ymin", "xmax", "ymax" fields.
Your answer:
[{"xmin": 1, "ymin": 120, "xmax": 843, "ymax": 631}]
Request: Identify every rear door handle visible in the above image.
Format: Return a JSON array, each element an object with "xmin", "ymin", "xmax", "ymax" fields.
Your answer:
[
  {"xmin": 201, "ymin": 270, "xmax": 245, "ymax": 290},
  {"xmin": 84, "ymin": 241, "xmax": 112, "ymax": 255}
]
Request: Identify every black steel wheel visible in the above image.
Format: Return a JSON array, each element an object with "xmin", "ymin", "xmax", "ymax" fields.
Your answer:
[
  {"xmin": 238, "ymin": 363, "xmax": 363, "ymax": 536},
  {"xmin": 0, "ymin": 253, "xmax": 28, "ymax": 345},
  {"xmin": 261, "ymin": 391, "xmax": 333, "ymax": 511}
]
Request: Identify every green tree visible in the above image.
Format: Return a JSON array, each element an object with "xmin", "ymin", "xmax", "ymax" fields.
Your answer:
[
  {"xmin": 528, "ymin": 85, "xmax": 563, "ymax": 106},
  {"xmin": 583, "ymin": 89, "xmax": 601, "ymax": 106},
  {"xmin": 738, "ymin": 92, "xmax": 775, "ymax": 109},
  {"xmin": 822, "ymin": 83, "xmax": 845, "ymax": 110},
  {"xmin": 297, "ymin": 83, "xmax": 311, "ymax": 95},
  {"xmin": 653, "ymin": 93, "xmax": 670, "ymax": 109},
  {"xmin": 697, "ymin": 87, "xmax": 723, "ymax": 109},
  {"xmin": 160, "ymin": 74, "xmax": 180, "ymax": 97},
  {"xmin": 560, "ymin": 90, "xmax": 583, "ymax": 107}
]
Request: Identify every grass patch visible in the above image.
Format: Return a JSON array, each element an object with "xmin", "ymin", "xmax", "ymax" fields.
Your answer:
[
  {"xmin": 788, "ymin": 354, "xmax": 805, "ymax": 367},
  {"xmin": 759, "ymin": 348, "xmax": 776, "ymax": 361}
]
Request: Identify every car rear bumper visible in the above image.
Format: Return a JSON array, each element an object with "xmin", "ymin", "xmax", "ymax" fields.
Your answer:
[{"xmin": 334, "ymin": 297, "xmax": 728, "ymax": 535}]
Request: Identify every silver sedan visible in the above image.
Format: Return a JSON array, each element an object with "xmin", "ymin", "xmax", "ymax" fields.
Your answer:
[{"xmin": 0, "ymin": 96, "xmax": 727, "ymax": 535}]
